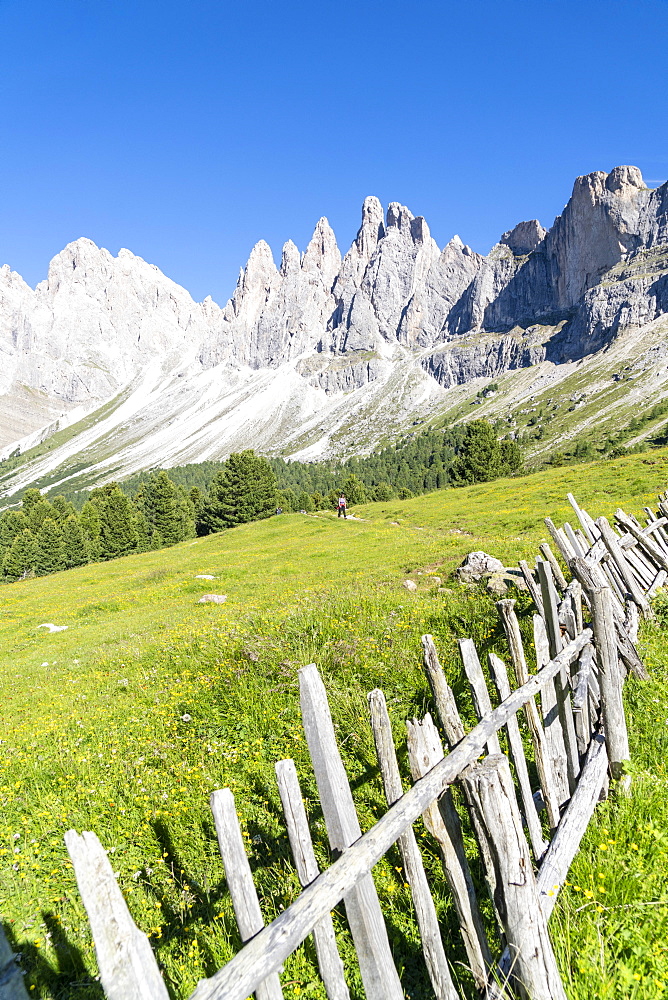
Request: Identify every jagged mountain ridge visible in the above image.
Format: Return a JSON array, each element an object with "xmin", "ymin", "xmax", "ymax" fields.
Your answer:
[{"xmin": 1, "ymin": 164, "xmax": 668, "ymax": 497}]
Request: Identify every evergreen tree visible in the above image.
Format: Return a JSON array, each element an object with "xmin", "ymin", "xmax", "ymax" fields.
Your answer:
[
  {"xmin": 27, "ymin": 498, "xmax": 58, "ymax": 533},
  {"xmin": 0, "ymin": 510, "xmax": 29, "ymax": 555},
  {"xmin": 90, "ymin": 483, "xmax": 139, "ymax": 559},
  {"xmin": 35, "ymin": 518, "xmax": 66, "ymax": 576},
  {"xmin": 297, "ymin": 491, "xmax": 314, "ymax": 512},
  {"xmin": 372, "ymin": 482, "xmax": 394, "ymax": 501},
  {"xmin": 341, "ymin": 474, "xmax": 368, "ymax": 505},
  {"xmin": 311, "ymin": 491, "xmax": 324, "ymax": 509},
  {"xmin": 137, "ymin": 472, "xmax": 185, "ymax": 545},
  {"xmin": 51, "ymin": 496, "xmax": 77, "ymax": 522},
  {"xmin": 449, "ymin": 420, "xmax": 505, "ymax": 485},
  {"xmin": 21, "ymin": 489, "xmax": 43, "ymax": 519},
  {"xmin": 202, "ymin": 451, "xmax": 277, "ymax": 531},
  {"xmin": 499, "ymin": 438, "xmax": 523, "ymax": 475},
  {"xmin": 79, "ymin": 502, "xmax": 102, "ymax": 561},
  {"xmin": 61, "ymin": 515, "xmax": 89, "ymax": 569},
  {"xmin": 3, "ymin": 529, "xmax": 38, "ymax": 581}
]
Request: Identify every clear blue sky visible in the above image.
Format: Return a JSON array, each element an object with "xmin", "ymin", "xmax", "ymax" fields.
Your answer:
[{"xmin": 0, "ymin": 0, "xmax": 666, "ymax": 304}]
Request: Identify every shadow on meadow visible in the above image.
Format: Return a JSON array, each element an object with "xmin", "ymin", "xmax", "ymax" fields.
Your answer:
[{"xmin": 4, "ymin": 914, "xmax": 104, "ymax": 1000}]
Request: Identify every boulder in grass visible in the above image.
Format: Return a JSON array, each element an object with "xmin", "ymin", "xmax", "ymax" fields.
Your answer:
[
  {"xmin": 198, "ymin": 594, "xmax": 227, "ymax": 604},
  {"xmin": 195, "ymin": 574, "xmax": 215, "ymax": 580},
  {"xmin": 456, "ymin": 551, "xmax": 505, "ymax": 584},
  {"xmin": 486, "ymin": 574, "xmax": 509, "ymax": 595},
  {"xmin": 403, "ymin": 579, "xmax": 418, "ymax": 592}
]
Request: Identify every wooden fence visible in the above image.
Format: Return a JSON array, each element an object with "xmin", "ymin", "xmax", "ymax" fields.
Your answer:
[{"xmin": 3, "ymin": 491, "xmax": 667, "ymax": 1000}]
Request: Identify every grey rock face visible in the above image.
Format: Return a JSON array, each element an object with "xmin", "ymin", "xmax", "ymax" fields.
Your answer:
[
  {"xmin": 1, "ymin": 164, "xmax": 668, "ymax": 461},
  {"xmin": 456, "ymin": 551, "xmax": 505, "ymax": 584}
]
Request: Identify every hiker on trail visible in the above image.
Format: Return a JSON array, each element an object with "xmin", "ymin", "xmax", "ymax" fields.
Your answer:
[{"xmin": 337, "ymin": 494, "xmax": 347, "ymax": 519}]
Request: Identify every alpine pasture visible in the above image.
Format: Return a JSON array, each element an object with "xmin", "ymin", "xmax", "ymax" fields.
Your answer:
[{"xmin": 3, "ymin": 449, "xmax": 668, "ymax": 998}]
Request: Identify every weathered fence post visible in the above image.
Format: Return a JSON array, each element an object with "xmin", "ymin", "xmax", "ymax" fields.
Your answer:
[
  {"xmin": 406, "ymin": 714, "xmax": 493, "ymax": 992},
  {"xmin": 467, "ymin": 757, "xmax": 568, "ymax": 1000},
  {"xmin": 0, "ymin": 925, "xmax": 29, "ymax": 1000},
  {"xmin": 589, "ymin": 587, "xmax": 631, "ymax": 787},
  {"xmin": 368, "ymin": 690, "xmax": 461, "ymax": 1000},
  {"xmin": 298, "ymin": 664, "xmax": 404, "ymax": 1000},
  {"xmin": 488, "ymin": 652, "xmax": 548, "ymax": 860},
  {"xmin": 275, "ymin": 760, "xmax": 351, "ymax": 1000},
  {"xmin": 536, "ymin": 560, "xmax": 580, "ymax": 792},
  {"xmin": 496, "ymin": 600, "xmax": 562, "ymax": 826},
  {"xmin": 209, "ymin": 790, "xmax": 284, "ymax": 1000},
  {"xmin": 64, "ymin": 830, "xmax": 170, "ymax": 1000}
]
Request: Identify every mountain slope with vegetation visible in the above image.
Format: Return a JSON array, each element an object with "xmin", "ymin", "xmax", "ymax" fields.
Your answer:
[{"xmin": 2, "ymin": 449, "xmax": 668, "ymax": 997}]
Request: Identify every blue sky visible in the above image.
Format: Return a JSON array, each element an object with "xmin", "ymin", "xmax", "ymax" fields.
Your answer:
[{"xmin": 0, "ymin": 0, "xmax": 666, "ymax": 303}]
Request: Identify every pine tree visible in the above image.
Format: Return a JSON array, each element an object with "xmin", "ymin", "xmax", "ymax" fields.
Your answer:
[
  {"xmin": 35, "ymin": 518, "xmax": 66, "ymax": 576},
  {"xmin": 202, "ymin": 451, "xmax": 277, "ymax": 531},
  {"xmin": 51, "ymin": 496, "xmax": 77, "ymax": 522},
  {"xmin": 27, "ymin": 498, "xmax": 59, "ymax": 533},
  {"xmin": 90, "ymin": 484, "xmax": 139, "ymax": 559},
  {"xmin": 342, "ymin": 474, "xmax": 368, "ymax": 505},
  {"xmin": 3, "ymin": 529, "xmax": 38, "ymax": 581},
  {"xmin": 0, "ymin": 510, "xmax": 29, "ymax": 556},
  {"xmin": 449, "ymin": 420, "xmax": 505, "ymax": 485},
  {"xmin": 79, "ymin": 502, "xmax": 102, "ymax": 561},
  {"xmin": 138, "ymin": 472, "xmax": 183, "ymax": 545},
  {"xmin": 373, "ymin": 482, "xmax": 394, "ymax": 501},
  {"xmin": 298, "ymin": 491, "xmax": 314, "ymax": 512},
  {"xmin": 61, "ymin": 516, "xmax": 89, "ymax": 569}
]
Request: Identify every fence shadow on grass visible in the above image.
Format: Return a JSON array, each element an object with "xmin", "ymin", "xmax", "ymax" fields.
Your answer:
[{"xmin": 3, "ymin": 913, "xmax": 104, "ymax": 1000}]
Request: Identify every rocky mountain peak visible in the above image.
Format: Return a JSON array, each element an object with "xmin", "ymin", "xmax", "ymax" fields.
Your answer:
[
  {"xmin": 280, "ymin": 240, "xmax": 300, "ymax": 277},
  {"xmin": 606, "ymin": 164, "xmax": 645, "ymax": 195},
  {"xmin": 500, "ymin": 219, "xmax": 547, "ymax": 255},
  {"xmin": 301, "ymin": 217, "xmax": 341, "ymax": 287}
]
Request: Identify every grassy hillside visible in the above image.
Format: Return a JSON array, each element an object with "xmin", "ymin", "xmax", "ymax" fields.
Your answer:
[{"xmin": 2, "ymin": 449, "xmax": 668, "ymax": 998}]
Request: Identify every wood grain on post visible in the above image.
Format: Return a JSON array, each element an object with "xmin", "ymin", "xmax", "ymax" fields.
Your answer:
[
  {"xmin": 538, "ymin": 542, "xmax": 568, "ymax": 592},
  {"xmin": 422, "ymin": 634, "xmax": 465, "ymax": 745},
  {"xmin": 406, "ymin": 715, "xmax": 492, "ymax": 991},
  {"xmin": 544, "ymin": 518, "xmax": 576, "ymax": 565},
  {"xmin": 518, "ymin": 560, "xmax": 544, "ymax": 615},
  {"xmin": 537, "ymin": 560, "xmax": 580, "ymax": 792},
  {"xmin": 616, "ymin": 509, "xmax": 668, "ymax": 574},
  {"xmin": 596, "ymin": 516, "xmax": 651, "ymax": 613},
  {"xmin": 275, "ymin": 761, "xmax": 350, "ymax": 1000},
  {"xmin": 190, "ymin": 633, "xmax": 591, "ymax": 1000},
  {"xmin": 298, "ymin": 664, "xmax": 404, "ymax": 1000},
  {"xmin": 0, "ymin": 925, "xmax": 30, "ymax": 1000},
  {"xmin": 458, "ymin": 638, "xmax": 501, "ymax": 755},
  {"xmin": 420, "ymin": 636, "xmax": 502, "ymax": 920},
  {"xmin": 209, "ymin": 790, "xmax": 284, "ymax": 1000},
  {"xmin": 589, "ymin": 588, "xmax": 631, "ymax": 786},
  {"xmin": 64, "ymin": 830, "xmax": 170, "ymax": 1000},
  {"xmin": 488, "ymin": 652, "xmax": 548, "ymax": 860},
  {"xmin": 533, "ymin": 614, "xmax": 570, "ymax": 813},
  {"xmin": 467, "ymin": 757, "xmax": 567, "ymax": 1000},
  {"xmin": 368, "ymin": 691, "xmax": 461, "ymax": 1000},
  {"xmin": 571, "ymin": 643, "xmax": 595, "ymax": 755},
  {"xmin": 495, "ymin": 599, "xmax": 562, "ymax": 827},
  {"xmin": 536, "ymin": 732, "xmax": 608, "ymax": 918},
  {"xmin": 567, "ymin": 493, "xmax": 597, "ymax": 546}
]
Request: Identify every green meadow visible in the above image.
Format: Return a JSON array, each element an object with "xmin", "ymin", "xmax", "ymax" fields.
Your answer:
[{"xmin": 2, "ymin": 448, "xmax": 668, "ymax": 998}]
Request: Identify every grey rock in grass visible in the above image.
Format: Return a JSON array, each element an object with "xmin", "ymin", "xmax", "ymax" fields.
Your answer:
[
  {"xmin": 456, "ymin": 551, "xmax": 505, "ymax": 584},
  {"xmin": 195, "ymin": 574, "xmax": 215, "ymax": 580},
  {"xmin": 486, "ymin": 574, "xmax": 509, "ymax": 595},
  {"xmin": 403, "ymin": 579, "xmax": 418, "ymax": 592},
  {"xmin": 197, "ymin": 594, "xmax": 227, "ymax": 604}
]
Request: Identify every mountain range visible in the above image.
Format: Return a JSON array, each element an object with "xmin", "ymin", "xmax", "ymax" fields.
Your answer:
[{"xmin": 1, "ymin": 164, "xmax": 667, "ymax": 498}]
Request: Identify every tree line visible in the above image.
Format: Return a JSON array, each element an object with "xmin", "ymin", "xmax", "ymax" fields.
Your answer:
[{"xmin": 0, "ymin": 421, "xmax": 521, "ymax": 583}]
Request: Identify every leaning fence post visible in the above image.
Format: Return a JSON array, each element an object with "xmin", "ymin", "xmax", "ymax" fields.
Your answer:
[
  {"xmin": 406, "ymin": 714, "xmax": 493, "ymax": 993},
  {"xmin": 0, "ymin": 925, "xmax": 30, "ymax": 1000},
  {"xmin": 589, "ymin": 587, "xmax": 631, "ymax": 788},
  {"xmin": 537, "ymin": 560, "xmax": 580, "ymax": 792},
  {"xmin": 298, "ymin": 664, "xmax": 404, "ymax": 1000},
  {"xmin": 210, "ymin": 790, "xmax": 284, "ymax": 1000},
  {"xmin": 64, "ymin": 830, "xmax": 170, "ymax": 1000},
  {"xmin": 368, "ymin": 691, "xmax": 461, "ymax": 1000},
  {"xmin": 275, "ymin": 760, "xmax": 350, "ymax": 1000},
  {"xmin": 467, "ymin": 756, "xmax": 568, "ymax": 1000}
]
